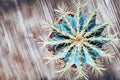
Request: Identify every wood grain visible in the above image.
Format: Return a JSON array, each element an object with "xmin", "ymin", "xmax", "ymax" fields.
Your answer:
[{"xmin": 0, "ymin": 0, "xmax": 120, "ymax": 80}]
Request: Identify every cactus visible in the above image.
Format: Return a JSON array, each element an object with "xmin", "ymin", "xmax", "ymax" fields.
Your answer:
[{"xmin": 43, "ymin": 1, "xmax": 114, "ymax": 80}]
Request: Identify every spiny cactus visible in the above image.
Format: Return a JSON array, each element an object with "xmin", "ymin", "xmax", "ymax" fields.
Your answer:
[{"xmin": 43, "ymin": 1, "xmax": 114, "ymax": 80}]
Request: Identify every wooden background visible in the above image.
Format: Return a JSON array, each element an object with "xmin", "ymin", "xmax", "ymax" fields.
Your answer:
[{"xmin": 0, "ymin": 0, "xmax": 120, "ymax": 80}]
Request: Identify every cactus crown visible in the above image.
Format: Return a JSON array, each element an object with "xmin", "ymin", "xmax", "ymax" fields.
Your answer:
[{"xmin": 43, "ymin": 1, "xmax": 114, "ymax": 80}]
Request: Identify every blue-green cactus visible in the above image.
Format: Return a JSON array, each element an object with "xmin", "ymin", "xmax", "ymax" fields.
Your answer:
[{"xmin": 44, "ymin": 2, "xmax": 114, "ymax": 80}]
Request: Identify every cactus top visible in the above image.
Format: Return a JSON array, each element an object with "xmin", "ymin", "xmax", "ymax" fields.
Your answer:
[{"xmin": 44, "ymin": 2, "xmax": 113, "ymax": 80}]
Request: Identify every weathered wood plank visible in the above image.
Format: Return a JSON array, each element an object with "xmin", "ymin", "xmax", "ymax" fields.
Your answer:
[{"xmin": 0, "ymin": 0, "xmax": 120, "ymax": 80}]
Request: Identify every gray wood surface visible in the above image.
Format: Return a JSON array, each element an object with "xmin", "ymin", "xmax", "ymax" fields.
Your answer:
[{"xmin": 0, "ymin": 0, "xmax": 120, "ymax": 80}]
